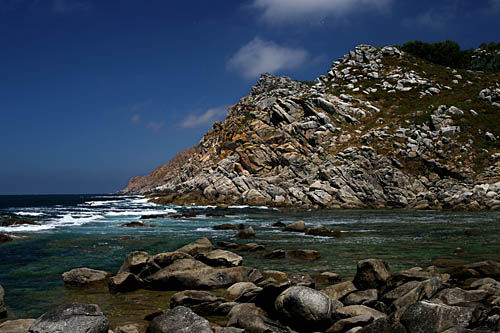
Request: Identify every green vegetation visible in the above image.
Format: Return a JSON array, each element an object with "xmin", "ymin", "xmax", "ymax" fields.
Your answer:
[{"xmin": 401, "ymin": 40, "xmax": 500, "ymax": 72}]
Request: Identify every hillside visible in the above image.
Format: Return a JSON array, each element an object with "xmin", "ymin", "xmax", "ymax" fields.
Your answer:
[{"xmin": 122, "ymin": 44, "xmax": 500, "ymax": 210}]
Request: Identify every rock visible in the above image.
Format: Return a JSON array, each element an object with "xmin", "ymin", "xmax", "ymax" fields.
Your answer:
[
  {"xmin": 1, "ymin": 218, "xmax": 39, "ymax": 227},
  {"xmin": 288, "ymin": 249, "xmax": 321, "ymax": 260},
  {"xmin": 227, "ymin": 303, "xmax": 291, "ymax": 333},
  {"xmin": 399, "ymin": 301, "xmax": 474, "ymax": 332},
  {"xmin": 115, "ymin": 324, "xmax": 141, "ymax": 333},
  {"xmin": 264, "ymin": 250, "xmax": 286, "ymax": 259},
  {"xmin": 118, "ymin": 251, "xmax": 150, "ymax": 275},
  {"xmin": 288, "ymin": 272, "xmax": 315, "ymax": 288},
  {"xmin": 0, "ymin": 233, "xmax": 14, "ymax": 243},
  {"xmin": 306, "ymin": 225, "xmax": 342, "ymax": 237},
  {"xmin": 275, "ymin": 286, "xmax": 342, "ymax": 331},
  {"xmin": 108, "ymin": 273, "xmax": 143, "ymax": 293},
  {"xmin": 389, "ymin": 277, "xmax": 443, "ymax": 311},
  {"xmin": 353, "ymin": 259, "xmax": 391, "ymax": 291},
  {"xmin": 235, "ymin": 227, "xmax": 255, "ymax": 239},
  {"xmin": 327, "ymin": 315, "xmax": 373, "ymax": 333},
  {"xmin": 262, "ymin": 270, "xmax": 288, "ymax": 281},
  {"xmin": 272, "ymin": 221, "xmax": 286, "ymax": 228},
  {"xmin": 121, "ymin": 221, "xmax": 155, "ymax": 227},
  {"xmin": 28, "ymin": 303, "xmax": 109, "ymax": 333},
  {"xmin": 0, "ymin": 319, "xmax": 36, "ymax": 333},
  {"xmin": 197, "ymin": 249, "xmax": 243, "ymax": 267},
  {"xmin": 62, "ymin": 268, "xmax": 111, "ymax": 286},
  {"xmin": 323, "ymin": 281, "xmax": 358, "ymax": 300},
  {"xmin": 152, "ymin": 251, "xmax": 194, "ymax": 268},
  {"xmin": 466, "ymin": 261, "xmax": 500, "ymax": 279},
  {"xmin": 213, "ymin": 224, "xmax": 237, "ymax": 230},
  {"xmin": 213, "ymin": 328, "xmax": 244, "ymax": 333},
  {"xmin": 283, "ymin": 220, "xmax": 306, "ymax": 232},
  {"xmin": 177, "ymin": 237, "xmax": 214, "ymax": 256},
  {"xmin": 0, "ymin": 284, "xmax": 5, "ymax": 317},
  {"xmin": 436, "ymin": 287, "xmax": 491, "ymax": 306},
  {"xmin": 224, "ymin": 282, "xmax": 263, "ymax": 302},
  {"xmin": 147, "ymin": 306, "xmax": 212, "ymax": 333},
  {"xmin": 170, "ymin": 290, "xmax": 227, "ymax": 316},
  {"xmin": 335, "ymin": 305, "xmax": 386, "ymax": 321},
  {"xmin": 316, "ymin": 272, "xmax": 341, "ymax": 284},
  {"xmin": 146, "ymin": 266, "xmax": 254, "ymax": 290},
  {"xmin": 343, "ymin": 289, "xmax": 378, "ymax": 306}
]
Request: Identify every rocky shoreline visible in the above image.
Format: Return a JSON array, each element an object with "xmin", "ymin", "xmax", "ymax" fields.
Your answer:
[{"xmin": 2, "ymin": 237, "xmax": 500, "ymax": 333}]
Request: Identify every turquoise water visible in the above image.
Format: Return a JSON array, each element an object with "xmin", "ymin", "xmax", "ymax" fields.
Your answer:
[{"xmin": 1, "ymin": 195, "xmax": 500, "ymax": 325}]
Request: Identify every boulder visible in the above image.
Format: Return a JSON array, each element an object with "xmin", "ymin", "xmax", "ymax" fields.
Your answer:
[
  {"xmin": 288, "ymin": 272, "xmax": 315, "ymax": 288},
  {"xmin": 28, "ymin": 303, "xmax": 109, "ymax": 333},
  {"xmin": 466, "ymin": 261, "xmax": 500, "ymax": 279},
  {"xmin": 177, "ymin": 238, "xmax": 213, "ymax": 256},
  {"xmin": 288, "ymin": 249, "xmax": 321, "ymax": 260},
  {"xmin": 0, "ymin": 284, "xmax": 6, "ymax": 318},
  {"xmin": 436, "ymin": 287, "xmax": 491, "ymax": 306},
  {"xmin": 1, "ymin": 218, "xmax": 39, "ymax": 227},
  {"xmin": 235, "ymin": 227, "xmax": 256, "ymax": 239},
  {"xmin": 399, "ymin": 301, "xmax": 474, "ymax": 332},
  {"xmin": 262, "ymin": 270, "xmax": 288, "ymax": 281},
  {"xmin": 213, "ymin": 328, "xmax": 244, "ymax": 333},
  {"xmin": 353, "ymin": 259, "xmax": 391, "ymax": 291},
  {"xmin": 306, "ymin": 225, "xmax": 343, "ymax": 237},
  {"xmin": 152, "ymin": 251, "xmax": 194, "ymax": 268},
  {"xmin": 170, "ymin": 290, "xmax": 227, "ymax": 316},
  {"xmin": 227, "ymin": 303, "xmax": 291, "ymax": 333},
  {"xmin": 264, "ymin": 250, "xmax": 286, "ymax": 259},
  {"xmin": 146, "ymin": 266, "xmax": 253, "ymax": 290},
  {"xmin": 316, "ymin": 272, "xmax": 341, "ymax": 284},
  {"xmin": 272, "ymin": 221, "xmax": 286, "ymax": 228},
  {"xmin": 147, "ymin": 306, "xmax": 212, "ymax": 333},
  {"xmin": 389, "ymin": 277, "xmax": 443, "ymax": 311},
  {"xmin": 275, "ymin": 286, "xmax": 342, "ymax": 331},
  {"xmin": 108, "ymin": 273, "xmax": 143, "ymax": 294},
  {"xmin": 197, "ymin": 249, "xmax": 243, "ymax": 267},
  {"xmin": 322, "ymin": 281, "xmax": 358, "ymax": 300},
  {"xmin": 121, "ymin": 221, "xmax": 155, "ymax": 227},
  {"xmin": 224, "ymin": 282, "xmax": 263, "ymax": 303},
  {"xmin": 62, "ymin": 268, "xmax": 111, "ymax": 286},
  {"xmin": 343, "ymin": 289, "xmax": 378, "ymax": 306},
  {"xmin": 118, "ymin": 251, "xmax": 150, "ymax": 275},
  {"xmin": 327, "ymin": 314, "xmax": 373, "ymax": 333},
  {"xmin": 335, "ymin": 305, "xmax": 386, "ymax": 321},
  {"xmin": 0, "ymin": 319, "xmax": 36, "ymax": 333},
  {"xmin": 284, "ymin": 220, "xmax": 306, "ymax": 232}
]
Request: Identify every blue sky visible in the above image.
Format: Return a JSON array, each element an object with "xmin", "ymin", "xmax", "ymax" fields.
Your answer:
[{"xmin": 0, "ymin": 0, "xmax": 499, "ymax": 194}]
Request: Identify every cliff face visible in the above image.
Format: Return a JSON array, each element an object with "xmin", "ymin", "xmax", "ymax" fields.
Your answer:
[{"xmin": 123, "ymin": 44, "xmax": 500, "ymax": 210}]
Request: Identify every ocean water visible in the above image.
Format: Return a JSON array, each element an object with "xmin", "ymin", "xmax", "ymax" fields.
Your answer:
[{"xmin": 1, "ymin": 194, "xmax": 500, "ymax": 326}]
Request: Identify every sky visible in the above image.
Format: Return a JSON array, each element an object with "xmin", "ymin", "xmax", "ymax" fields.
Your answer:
[{"xmin": 0, "ymin": 0, "xmax": 499, "ymax": 194}]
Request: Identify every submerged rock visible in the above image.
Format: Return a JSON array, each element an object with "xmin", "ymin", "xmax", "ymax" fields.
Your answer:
[
  {"xmin": 235, "ymin": 227, "xmax": 256, "ymax": 239},
  {"xmin": 28, "ymin": 303, "xmax": 109, "ymax": 333},
  {"xmin": 0, "ymin": 233, "xmax": 14, "ymax": 243},
  {"xmin": 62, "ymin": 267, "xmax": 111, "ymax": 286},
  {"xmin": 288, "ymin": 249, "xmax": 321, "ymax": 260},
  {"xmin": 0, "ymin": 319, "xmax": 36, "ymax": 333}
]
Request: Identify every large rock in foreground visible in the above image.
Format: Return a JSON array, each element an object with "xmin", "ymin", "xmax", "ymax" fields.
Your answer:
[
  {"xmin": 62, "ymin": 267, "xmax": 111, "ymax": 286},
  {"xmin": 399, "ymin": 301, "xmax": 473, "ymax": 332},
  {"xmin": 28, "ymin": 303, "xmax": 109, "ymax": 333},
  {"xmin": 275, "ymin": 286, "xmax": 342, "ymax": 331},
  {"xmin": 353, "ymin": 259, "xmax": 391, "ymax": 291},
  {"xmin": 227, "ymin": 303, "xmax": 291, "ymax": 333},
  {"xmin": 147, "ymin": 306, "xmax": 212, "ymax": 333}
]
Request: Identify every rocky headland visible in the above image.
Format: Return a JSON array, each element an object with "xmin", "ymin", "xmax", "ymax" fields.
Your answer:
[
  {"xmin": 2, "ymin": 237, "xmax": 500, "ymax": 332},
  {"xmin": 122, "ymin": 44, "xmax": 500, "ymax": 211}
]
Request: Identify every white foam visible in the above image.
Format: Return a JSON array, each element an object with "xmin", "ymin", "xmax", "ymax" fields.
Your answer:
[
  {"xmin": 55, "ymin": 214, "xmax": 103, "ymax": 225},
  {"xmin": 104, "ymin": 209, "xmax": 176, "ymax": 217},
  {"xmin": 195, "ymin": 227, "xmax": 213, "ymax": 232},
  {"xmin": 85, "ymin": 200, "xmax": 123, "ymax": 206},
  {"xmin": 14, "ymin": 212, "xmax": 44, "ymax": 216},
  {"xmin": 0, "ymin": 224, "xmax": 55, "ymax": 232},
  {"xmin": 228, "ymin": 205, "xmax": 270, "ymax": 210}
]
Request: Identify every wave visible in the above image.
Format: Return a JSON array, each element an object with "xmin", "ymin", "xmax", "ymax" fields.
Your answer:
[
  {"xmin": 0, "ymin": 224, "xmax": 56, "ymax": 232},
  {"xmin": 14, "ymin": 211, "xmax": 44, "ymax": 216},
  {"xmin": 55, "ymin": 214, "xmax": 103, "ymax": 225},
  {"xmin": 104, "ymin": 208, "xmax": 176, "ymax": 217}
]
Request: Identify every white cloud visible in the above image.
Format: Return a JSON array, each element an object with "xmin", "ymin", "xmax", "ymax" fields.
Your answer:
[
  {"xmin": 252, "ymin": 0, "xmax": 392, "ymax": 23},
  {"xmin": 131, "ymin": 114, "xmax": 141, "ymax": 124},
  {"xmin": 147, "ymin": 121, "xmax": 164, "ymax": 131},
  {"xmin": 179, "ymin": 106, "xmax": 228, "ymax": 129},
  {"xmin": 227, "ymin": 37, "xmax": 308, "ymax": 79},
  {"xmin": 52, "ymin": 0, "xmax": 90, "ymax": 13}
]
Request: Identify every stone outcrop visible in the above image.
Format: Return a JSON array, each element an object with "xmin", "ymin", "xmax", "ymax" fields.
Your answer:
[
  {"xmin": 62, "ymin": 267, "xmax": 111, "ymax": 286},
  {"xmin": 122, "ymin": 44, "xmax": 500, "ymax": 211},
  {"xmin": 147, "ymin": 306, "xmax": 212, "ymax": 333}
]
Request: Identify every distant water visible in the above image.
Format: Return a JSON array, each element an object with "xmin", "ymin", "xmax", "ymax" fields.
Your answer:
[{"xmin": 1, "ymin": 194, "xmax": 500, "ymax": 322}]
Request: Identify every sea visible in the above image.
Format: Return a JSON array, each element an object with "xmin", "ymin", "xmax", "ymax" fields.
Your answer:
[{"xmin": 1, "ymin": 194, "xmax": 500, "ymax": 326}]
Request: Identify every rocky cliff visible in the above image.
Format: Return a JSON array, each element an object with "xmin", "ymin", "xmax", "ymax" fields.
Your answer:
[{"xmin": 123, "ymin": 44, "xmax": 500, "ymax": 210}]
